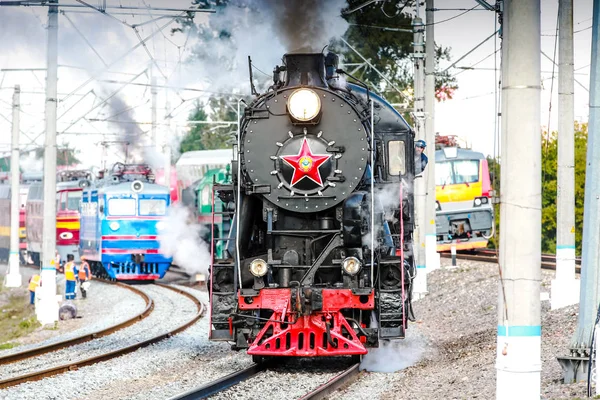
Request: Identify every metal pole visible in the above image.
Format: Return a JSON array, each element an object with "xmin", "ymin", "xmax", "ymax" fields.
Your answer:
[
  {"xmin": 164, "ymin": 96, "xmax": 171, "ymax": 193},
  {"xmin": 560, "ymin": 0, "xmax": 600, "ymax": 383},
  {"xmin": 496, "ymin": 0, "xmax": 542, "ymax": 398},
  {"xmin": 412, "ymin": 3, "xmax": 427, "ymax": 298},
  {"xmin": 552, "ymin": 0, "xmax": 579, "ymax": 310},
  {"xmin": 5, "ymin": 85, "xmax": 22, "ymax": 288},
  {"xmin": 151, "ymin": 74, "xmax": 157, "ymax": 149},
  {"xmin": 37, "ymin": 0, "xmax": 59, "ymax": 326},
  {"xmin": 424, "ymin": 0, "xmax": 438, "ymax": 272}
]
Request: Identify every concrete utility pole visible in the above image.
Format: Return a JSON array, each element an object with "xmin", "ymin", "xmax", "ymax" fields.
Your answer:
[
  {"xmin": 495, "ymin": 1, "xmax": 542, "ymax": 398},
  {"xmin": 163, "ymin": 97, "xmax": 171, "ymax": 193},
  {"xmin": 559, "ymin": 0, "xmax": 600, "ymax": 383},
  {"xmin": 37, "ymin": 0, "xmax": 59, "ymax": 326},
  {"xmin": 424, "ymin": 0, "xmax": 438, "ymax": 272},
  {"xmin": 151, "ymin": 75, "xmax": 157, "ymax": 149},
  {"xmin": 412, "ymin": 2, "xmax": 427, "ymax": 297},
  {"xmin": 5, "ymin": 85, "xmax": 22, "ymax": 288},
  {"xmin": 552, "ymin": 0, "xmax": 579, "ymax": 310}
]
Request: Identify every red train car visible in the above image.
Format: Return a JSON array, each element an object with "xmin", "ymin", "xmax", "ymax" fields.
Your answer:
[
  {"xmin": 0, "ymin": 184, "xmax": 34, "ymax": 263},
  {"xmin": 26, "ymin": 171, "xmax": 89, "ymax": 266},
  {"xmin": 154, "ymin": 166, "xmax": 180, "ymax": 204}
]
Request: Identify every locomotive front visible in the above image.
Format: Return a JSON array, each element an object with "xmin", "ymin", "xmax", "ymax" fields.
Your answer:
[{"xmin": 209, "ymin": 52, "xmax": 416, "ymax": 359}]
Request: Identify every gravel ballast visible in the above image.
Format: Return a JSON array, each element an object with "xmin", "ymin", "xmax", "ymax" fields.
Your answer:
[
  {"xmin": 0, "ymin": 284, "xmax": 196, "ymax": 381},
  {"xmin": 331, "ymin": 258, "xmax": 586, "ymax": 400}
]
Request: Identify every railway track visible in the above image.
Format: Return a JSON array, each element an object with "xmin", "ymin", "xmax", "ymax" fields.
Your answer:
[
  {"xmin": 0, "ymin": 283, "xmax": 204, "ymax": 390},
  {"xmin": 0, "ymin": 279, "xmax": 153, "ymax": 366},
  {"xmin": 170, "ymin": 361, "xmax": 360, "ymax": 400},
  {"xmin": 440, "ymin": 250, "xmax": 581, "ymax": 273}
]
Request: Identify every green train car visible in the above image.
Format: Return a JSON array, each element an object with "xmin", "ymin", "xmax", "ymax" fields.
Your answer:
[{"xmin": 194, "ymin": 166, "xmax": 232, "ymax": 258}]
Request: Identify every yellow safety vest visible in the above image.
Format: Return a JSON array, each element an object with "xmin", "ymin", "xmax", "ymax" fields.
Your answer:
[
  {"xmin": 28, "ymin": 274, "xmax": 41, "ymax": 292},
  {"xmin": 64, "ymin": 262, "xmax": 76, "ymax": 281}
]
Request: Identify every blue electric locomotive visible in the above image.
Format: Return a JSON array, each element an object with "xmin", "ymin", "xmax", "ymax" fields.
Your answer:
[{"xmin": 79, "ymin": 163, "xmax": 172, "ymax": 280}]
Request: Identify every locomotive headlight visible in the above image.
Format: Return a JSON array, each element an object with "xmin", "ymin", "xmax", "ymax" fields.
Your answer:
[
  {"xmin": 249, "ymin": 258, "xmax": 268, "ymax": 277},
  {"xmin": 287, "ymin": 89, "xmax": 321, "ymax": 121},
  {"xmin": 156, "ymin": 221, "xmax": 165, "ymax": 231},
  {"xmin": 474, "ymin": 198, "xmax": 482, "ymax": 206},
  {"xmin": 342, "ymin": 257, "xmax": 361, "ymax": 276},
  {"xmin": 109, "ymin": 221, "xmax": 120, "ymax": 231}
]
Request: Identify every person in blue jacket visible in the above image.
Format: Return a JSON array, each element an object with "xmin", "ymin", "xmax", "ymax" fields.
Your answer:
[{"xmin": 414, "ymin": 139, "xmax": 429, "ymax": 175}]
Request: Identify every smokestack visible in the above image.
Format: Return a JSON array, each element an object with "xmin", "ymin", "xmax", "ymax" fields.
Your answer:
[{"xmin": 283, "ymin": 52, "xmax": 327, "ymax": 88}]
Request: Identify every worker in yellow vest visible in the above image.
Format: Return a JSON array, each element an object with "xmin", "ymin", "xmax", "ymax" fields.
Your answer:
[
  {"xmin": 64, "ymin": 254, "xmax": 77, "ymax": 300},
  {"xmin": 28, "ymin": 274, "xmax": 41, "ymax": 305}
]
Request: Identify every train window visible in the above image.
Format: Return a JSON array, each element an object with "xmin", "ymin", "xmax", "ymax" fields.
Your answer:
[
  {"xmin": 139, "ymin": 199, "xmax": 166, "ymax": 216},
  {"xmin": 67, "ymin": 191, "xmax": 82, "ymax": 211},
  {"xmin": 60, "ymin": 192, "xmax": 67, "ymax": 210},
  {"xmin": 435, "ymin": 160, "xmax": 479, "ymax": 186},
  {"xmin": 453, "ymin": 160, "xmax": 479, "ymax": 184},
  {"xmin": 387, "ymin": 141, "xmax": 406, "ymax": 176},
  {"xmin": 108, "ymin": 198, "xmax": 136, "ymax": 216},
  {"xmin": 435, "ymin": 162, "xmax": 453, "ymax": 186},
  {"xmin": 201, "ymin": 186, "xmax": 210, "ymax": 205}
]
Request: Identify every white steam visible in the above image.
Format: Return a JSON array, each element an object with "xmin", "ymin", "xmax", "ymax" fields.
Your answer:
[
  {"xmin": 360, "ymin": 331, "xmax": 426, "ymax": 373},
  {"xmin": 158, "ymin": 203, "xmax": 211, "ymax": 277},
  {"xmin": 20, "ymin": 152, "xmax": 43, "ymax": 172}
]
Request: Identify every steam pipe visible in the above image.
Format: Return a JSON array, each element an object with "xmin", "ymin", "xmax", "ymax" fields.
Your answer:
[
  {"xmin": 370, "ymin": 99, "xmax": 375, "ymax": 286},
  {"xmin": 237, "ymin": 99, "xmax": 242, "ymax": 290}
]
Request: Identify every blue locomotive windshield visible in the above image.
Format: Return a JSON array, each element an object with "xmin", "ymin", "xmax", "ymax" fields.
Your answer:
[
  {"xmin": 108, "ymin": 198, "xmax": 136, "ymax": 216},
  {"xmin": 139, "ymin": 199, "xmax": 167, "ymax": 216}
]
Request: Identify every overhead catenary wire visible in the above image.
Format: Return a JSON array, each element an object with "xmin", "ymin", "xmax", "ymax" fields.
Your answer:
[{"xmin": 441, "ymin": 30, "xmax": 499, "ymax": 74}]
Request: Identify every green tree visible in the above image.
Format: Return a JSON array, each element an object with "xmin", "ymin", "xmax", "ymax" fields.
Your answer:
[
  {"xmin": 34, "ymin": 147, "xmax": 80, "ymax": 167},
  {"xmin": 332, "ymin": 0, "xmax": 457, "ymax": 109},
  {"xmin": 487, "ymin": 122, "xmax": 587, "ymax": 256},
  {"xmin": 179, "ymin": 97, "xmax": 238, "ymax": 153}
]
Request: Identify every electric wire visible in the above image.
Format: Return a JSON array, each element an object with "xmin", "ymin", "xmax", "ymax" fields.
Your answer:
[
  {"xmin": 542, "ymin": 7, "xmax": 560, "ymax": 193},
  {"xmin": 424, "ymin": 4, "xmax": 480, "ymax": 26}
]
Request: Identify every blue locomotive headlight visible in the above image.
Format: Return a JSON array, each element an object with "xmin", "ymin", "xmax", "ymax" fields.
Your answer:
[
  {"xmin": 156, "ymin": 221, "xmax": 165, "ymax": 231},
  {"xmin": 287, "ymin": 89, "xmax": 321, "ymax": 122},
  {"xmin": 109, "ymin": 221, "xmax": 120, "ymax": 231}
]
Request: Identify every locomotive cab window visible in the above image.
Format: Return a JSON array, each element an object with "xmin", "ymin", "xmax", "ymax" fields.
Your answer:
[
  {"xmin": 108, "ymin": 198, "xmax": 136, "ymax": 216},
  {"xmin": 139, "ymin": 199, "xmax": 167, "ymax": 216},
  {"xmin": 67, "ymin": 191, "xmax": 82, "ymax": 211},
  {"xmin": 387, "ymin": 140, "xmax": 406, "ymax": 175}
]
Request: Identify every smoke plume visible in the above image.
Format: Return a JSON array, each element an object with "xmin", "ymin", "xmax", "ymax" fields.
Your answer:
[
  {"xmin": 185, "ymin": 0, "xmax": 348, "ymax": 92},
  {"xmin": 360, "ymin": 330, "xmax": 427, "ymax": 373},
  {"xmin": 259, "ymin": 0, "xmax": 349, "ymax": 52},
  {"xmin": 158, "ymin": 203, "xmax": 211, "ymax": 277}
]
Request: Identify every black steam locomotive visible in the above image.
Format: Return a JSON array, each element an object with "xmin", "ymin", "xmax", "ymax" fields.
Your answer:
[{"xmin": 209, "ymin": 51, "xmax": 418, "ymax": 360}]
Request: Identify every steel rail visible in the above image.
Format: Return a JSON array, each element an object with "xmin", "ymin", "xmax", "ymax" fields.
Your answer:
[
  {"xmin": 299, "ymin": 363, "xmax": 362, "ymax": 400},
  {"xmin": 168, "ymin": 363, "xmax": 268, "ymax": 400},
  {"xmin": 440, "ymin": 251, "xmax": 582, "ymax": 273},
  {"xmin": 0, "ymin": 284, "xmax": 204, "ymax": 390},
  {"xmin": 0, "ymin": 279, "xmax": 154, "ymax": 366}
]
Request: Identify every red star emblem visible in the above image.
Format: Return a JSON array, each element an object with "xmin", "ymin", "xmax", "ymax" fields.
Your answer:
[{"xmin": 280, "ymin": 138, "xmax": 331, "ymax": 187}]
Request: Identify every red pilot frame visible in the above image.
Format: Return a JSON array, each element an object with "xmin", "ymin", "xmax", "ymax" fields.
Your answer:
[{"xmin": 238, "ymin": 288, "xmax": 375, "ymax": 357}]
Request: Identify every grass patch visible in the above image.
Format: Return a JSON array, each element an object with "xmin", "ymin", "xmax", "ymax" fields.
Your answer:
[
  {"xmin": 0, "ymin": 293, "xmax": 39, "ymax": 347},
  {"xmin": 0, "ymin": 342, "xmax": 16, "ymax": 350}
]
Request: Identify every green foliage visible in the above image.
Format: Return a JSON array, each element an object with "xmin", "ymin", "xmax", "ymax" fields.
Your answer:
[
  {"xmin": 179, "ymin": 98, "xmax": 238, "ymax": 153},
  {"xmin": 487, "ymin": 122, "xmax": 587, "ymax": 256},
  {"xmin": 34, "ymin": 147, "xmax": 81, "ymax": 167},
  {"xmin": 0, "ymin": 294, "xmax": 39, "ymax": 345},
  {"xmin": 331, "ymin": 0, "xmax": 458, "ymax": 110}
]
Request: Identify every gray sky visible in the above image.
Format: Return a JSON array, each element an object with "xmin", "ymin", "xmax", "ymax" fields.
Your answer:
[{"xmin": 0, "ymin": 0, "xmax": 594, "ymax": 169}]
